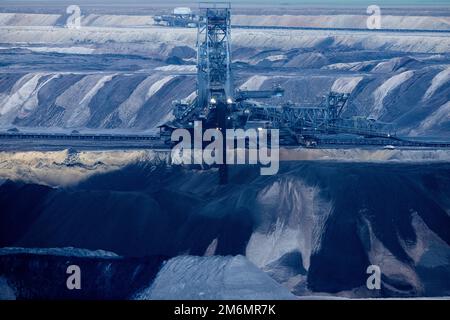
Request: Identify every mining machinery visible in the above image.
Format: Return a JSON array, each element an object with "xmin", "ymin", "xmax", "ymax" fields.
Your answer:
[
  {"xmin": 154, "ymin": 7, "xmax": 199, "ymax": 28},
  {"xmin": 164, "ymin": 3, "xmax": 401, "ymax": 148}
]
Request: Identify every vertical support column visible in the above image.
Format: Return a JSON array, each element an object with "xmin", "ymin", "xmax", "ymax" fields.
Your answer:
[
  {"xmin": 198, "ymin": 3, "xmax": 233, "ymax": 184},
  {"xmin": 216, "ymin": 100, "xmax": 228, "ymax": 184}
]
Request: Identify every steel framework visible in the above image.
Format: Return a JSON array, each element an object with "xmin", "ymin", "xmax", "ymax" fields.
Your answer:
[
  {"xmin": 168, "ymin": 3, "xmax": 434, "ymax": 148},
  {"xmin": 197, "ymin": 2, "xmax": 233, "ymax": 110}
]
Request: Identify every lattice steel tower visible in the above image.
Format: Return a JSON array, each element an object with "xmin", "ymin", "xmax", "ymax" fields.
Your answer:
[{"xmin": 197, "ymin": 2, "xmax": 233, "ymax": 111}]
